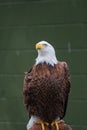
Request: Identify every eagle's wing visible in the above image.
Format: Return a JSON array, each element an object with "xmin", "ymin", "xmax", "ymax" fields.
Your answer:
[
  {"xmin": 23, "ymin": 68, "xmax": 33, "ymax": 110},
  {"xmin": 60, "ymin": 62, "xmax": 71, "ymax": 118}
]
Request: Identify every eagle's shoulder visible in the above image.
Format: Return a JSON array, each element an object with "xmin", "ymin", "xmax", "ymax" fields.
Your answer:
[
  {"xmin": 55, "ymin": 61, "xmax": 70, "ymax": 83},
  {"xmin": 57, "ymin": 61, "xmax": 68, "ymax": 67},
  {"xmin": 56, "ymin": 61, "xmax": 69, "ymax": 72}
]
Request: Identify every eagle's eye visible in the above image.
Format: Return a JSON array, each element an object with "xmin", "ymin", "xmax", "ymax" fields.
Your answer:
[{"xmin": 43, "ymin": 44, "xmax": 48, "ymax": 47}]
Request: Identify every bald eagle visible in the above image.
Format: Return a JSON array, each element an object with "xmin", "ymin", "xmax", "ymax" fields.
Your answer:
[{"xmin": 23, "ymin": 41, "xmax": 71, "ymax": 130}]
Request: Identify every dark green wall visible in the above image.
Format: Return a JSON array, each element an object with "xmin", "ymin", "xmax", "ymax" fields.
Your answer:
[{"xmin": 0, "ymin": 0, "xmax": 87, "ymax": 130}]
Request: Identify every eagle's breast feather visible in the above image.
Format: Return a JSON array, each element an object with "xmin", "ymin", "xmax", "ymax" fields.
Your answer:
[{"xmin": 23, "ymin": 61, "xmax": 70, "ymax": 122}]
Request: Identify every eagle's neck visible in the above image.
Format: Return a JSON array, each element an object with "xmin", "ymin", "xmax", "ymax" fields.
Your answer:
[{"xmin": 35, "ymin": 53, "xmax": 58, "ymax": 66}]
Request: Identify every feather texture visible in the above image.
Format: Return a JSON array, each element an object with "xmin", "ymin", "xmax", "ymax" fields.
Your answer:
[{"xmin": 23, "ymin": 62, "xmax": 70, "ymax": 123}]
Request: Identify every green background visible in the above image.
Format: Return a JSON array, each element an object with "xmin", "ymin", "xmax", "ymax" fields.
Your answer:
[{"xmin": 0, "ymin": 0, "xmax": 87, "ymax": 130}]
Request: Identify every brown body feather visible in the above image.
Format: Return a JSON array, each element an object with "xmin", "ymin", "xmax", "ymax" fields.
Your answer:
[{"xmin": 23, "ymin": 62, "xmax": 70, "ymax": 123}]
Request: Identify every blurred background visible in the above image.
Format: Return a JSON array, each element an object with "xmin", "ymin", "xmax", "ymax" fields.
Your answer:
[{"xmin": 0, "ymin": 0, "xmax": 87, "ymax": 130}]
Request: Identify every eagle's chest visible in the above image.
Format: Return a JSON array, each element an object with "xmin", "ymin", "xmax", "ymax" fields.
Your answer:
[{"xmin": 32, "ymin": 63, "xmax": 64, "ymax": 80}]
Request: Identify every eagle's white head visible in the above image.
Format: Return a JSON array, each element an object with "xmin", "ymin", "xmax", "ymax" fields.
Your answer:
[{"xmin": 35, "ymin": 41, "xmax": 58, "ymax": 66}]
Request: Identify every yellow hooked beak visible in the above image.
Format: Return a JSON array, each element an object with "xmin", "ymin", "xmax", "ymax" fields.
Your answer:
[{"xmin": 36, "ymin": 43, "xmax": 43, "ymax": 50}]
